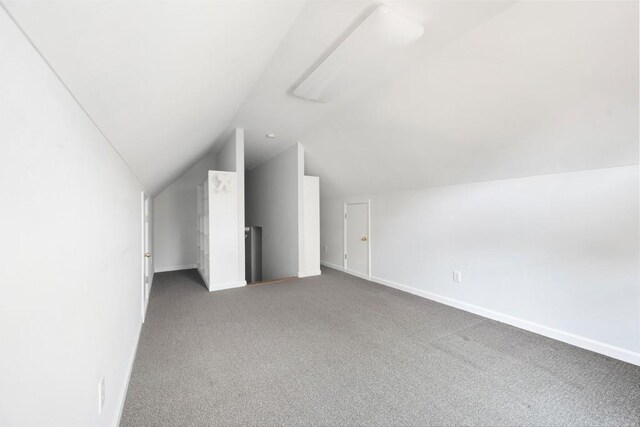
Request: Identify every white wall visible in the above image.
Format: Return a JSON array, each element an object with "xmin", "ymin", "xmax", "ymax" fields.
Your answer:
[
  {"xmin": 0, "ymin": 7, "xmax": 147, "ymax": 426},
  {"xmin": 204, "ymin": 171, "xmax": 241, "ymax": 290},
  {"xmin": 216, "ymin": 129, "xmax": 245, "ymax": 284},
  {"xmin": 321, "ymin": 165, "xmax": 640, "ymax": 364},
  {"xmin": 246, "ymin": 143, "xmax": 303, "ymax": 281},
  {"xmin": 154, "ymin": 185, "xmax": 197, "ymax": 271},
  {"xmin": 153, "ymin": 150, "xmax": 217, "ymax": 271},
  {"xmin": 297, "ymin": 144, "xmax": 305, "ymax": 277},
  {"xmin": 301, "ymin": 176, "xmax": 321, "ymax": 277},
  {"xmin": 153, "ymin": 129, "xmax": 246, "ymax": 274}
]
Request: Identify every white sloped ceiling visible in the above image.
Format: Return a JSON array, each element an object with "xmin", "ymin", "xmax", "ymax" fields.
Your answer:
[
  {"xmin": 230, "ymin": 0, "xmax": 638, "ymax": 198},
  {"xmin": 300, "ymin": 0, "xmax": 639, "ymax": 197},
  {"xmin": 4, "ymin": 0, "xmax": 306, "ymax": 194},
  {"xmin": 7, "ymin": 1, "xmax": 638, "ymax": 198}
]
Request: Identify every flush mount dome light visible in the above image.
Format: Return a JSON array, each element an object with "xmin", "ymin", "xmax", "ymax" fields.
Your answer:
[
  {"xmin": 293, "ymin": 4, "xmax": 424, "ymax": 103},
  {"xmin": 265, "ymin": 133, "xmax": 276, "ymax": 139}
]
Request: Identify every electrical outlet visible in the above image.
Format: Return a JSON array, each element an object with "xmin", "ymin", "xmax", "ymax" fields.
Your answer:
[
  {"xmin": 453, "ymin": 270, "xmax": 462, "ymax": 283},
  {"xmin": 98, "ymin": 377, "xmax": 105, "ymax": 414}
]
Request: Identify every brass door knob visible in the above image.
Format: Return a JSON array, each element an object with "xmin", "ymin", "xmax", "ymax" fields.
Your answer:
[
  {"xmin": 361, "ymin": 236, "xmax": 368, "ymax": 241},
  {"xmin": 144, "ymin": 252, "xmax": 151, "ymax": 258}
]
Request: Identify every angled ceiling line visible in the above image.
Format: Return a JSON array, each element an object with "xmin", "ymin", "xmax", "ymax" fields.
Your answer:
[
  {"xmin": 216, "ymin": 1, "xmax": 309, "ymax": 170},
  {"xmin": 0, "ymin": 1, "xmax": 145, "ymax": 189}
]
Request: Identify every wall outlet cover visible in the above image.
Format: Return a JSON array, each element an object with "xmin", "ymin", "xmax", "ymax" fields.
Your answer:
[{"xmin": 453, "ymin": 270, "xmax": 462, "ymax": 283}]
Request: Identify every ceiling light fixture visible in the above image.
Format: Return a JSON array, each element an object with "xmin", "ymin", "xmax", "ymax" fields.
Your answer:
[
  {"xmin": 293, "ymin": 4, "xmax": 424, "ymax": 103},
  {"xmin": 265, "ymin": 133, "xmax": 276, "ymax": 139}
]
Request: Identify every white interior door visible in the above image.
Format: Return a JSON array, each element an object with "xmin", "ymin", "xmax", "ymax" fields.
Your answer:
[
  {"xmin": 142, "ymin": 192, "xmax": 151, "ymax": 320},
  {"xmin": 345, "ymin": 202, "xmax": 369, "ymax": 277}
]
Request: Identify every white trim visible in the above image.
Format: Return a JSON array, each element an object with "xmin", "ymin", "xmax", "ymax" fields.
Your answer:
[
  {"xmin": 321, "ymin": 260, "xmax": 370, "ymax": 281},
  {"xmin": 209, "ymin": 280, "xmax": 246, "ymax": 292},
  {"xmin": 140, "ymin": 191, "xmax": 146, "ymax": 323},
  {"xmin": 345, "ymin": 268, "xmax": 370, "ymax": 281},
  {"xmin": 298, "ymin": 270, "xmax": 322, "ymax": 278},
  {"xmin": 154, "ymin": 264, "xmax": 197, "ymax": 273},
  {"xmin": 321, "ymin": 260, "xmax": 343, "ymax": 271},
  {"xmin": 143, "ymin": 271, "xmax": 154, "ymax": 322},
  {"xmin": 116, "ymin": 321, "xmax": 142, "ymax": 426},
  {"xmin": 343, "ymin": 204, "xmax": 347, "ymax": 269},
  {"xmin": 343, "ymin": 200, "xmax": 371, "ymax": 279},
  {"xmin": 322, "ymin": 263, "xmax": 640, "ymax": 367},
  {"xmin": 118, "ymin": 267, "xmax": 156, "ymax": 423},
  {"xmin": 140, "ymin": 192, "xmax": 145, "ymax": 321}
]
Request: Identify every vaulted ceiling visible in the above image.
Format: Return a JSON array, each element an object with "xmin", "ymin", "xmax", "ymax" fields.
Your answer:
[
  {"xmin": 4, "ymin": 0, "xmax": 306, "ymax": 194},
  {"xmin": 298, "ymin": 0, "xmax": 639, "ymax": 197},
  {"xmin": 6, "ymin": 1, "xmax": 638, "ymax": 198}
]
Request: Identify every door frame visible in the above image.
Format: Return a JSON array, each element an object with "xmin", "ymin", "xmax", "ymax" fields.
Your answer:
[
  {"xmin": 141, "ymin": 191, "xmax": 151, "ymax": 321},
  {"xmin": 343, "ymin": 200, "xmax": 371, "ymax": 280}
]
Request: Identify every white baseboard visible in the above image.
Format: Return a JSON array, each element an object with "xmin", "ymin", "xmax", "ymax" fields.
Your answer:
[
  {"xmin": 208, "ymin": 280, "xmax": 246, "ymax": 292},
  {"xmin": 154, "ymin": 264, "xmax": 197, "ymax": 273},
  {"xmin": 321, "ymin": 260, "xmax": 343, "ymax": 271},
  {"xmin": 298, "ymin": 270, "xmax": 322, "ymax": 278},
  {"xmin": 322, "ymin": 262, "xmax": 640, "ymax": 367},
  {"xmin": 116, "ymin": 320, "xmax": 142, "ymax": 426},
  {"xmin": 344, "ymin": 268, "xmax": 370, "ymax": 281},
  {"xmin": 142, "ymin": 271, "xmax": 154, "ymax": 322},
  {"xmin": 118, "ymin": 268, "xmax": 157, "ymax": 424},
  {"xmin": 321, "ymin": 261, "xmax": 370, "ymax": 281}
]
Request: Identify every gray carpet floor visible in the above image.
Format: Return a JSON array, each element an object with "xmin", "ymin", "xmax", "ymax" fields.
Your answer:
[{"xmin": 121, "ymin": 267, "xmax": 640, "ymax": 426}]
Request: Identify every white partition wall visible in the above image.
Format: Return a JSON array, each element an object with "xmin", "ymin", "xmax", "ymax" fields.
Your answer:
[
  {"xmin": 155, "ymin": 149, "xmax": 217, "ymax": 272},
  {"xmin": 246, "ymin": 144, "xmax": 321, "ymax": 280},
  {"xmin": 155, "ymin": 128, "xmax": 244, "ymax": 275},
  {"xmin": 215, "ymin": 129, "xmax": 245, "ymax": 286},
  {"xmin": 300, "ymin": 176, "xmax": 321, "ymax": 277},
  {"xmin": 197, "ymin": 170, "xmax": 244, "ymax": 291},
  {"xmin": 196, "ymin": 182, "xmax": 208, "ymax": 281},
  {"xmin": 245, "ymin": 144, "xmax": 302, "ymax": 281}
]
